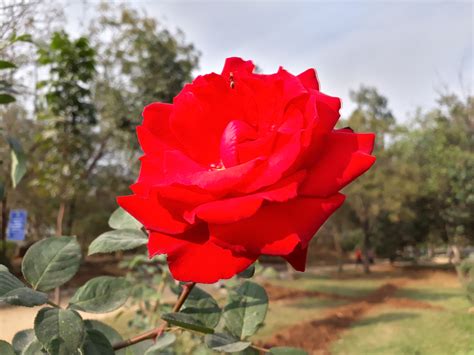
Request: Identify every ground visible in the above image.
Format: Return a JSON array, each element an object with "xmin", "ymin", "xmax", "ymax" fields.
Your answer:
[
  {"xmin": 257, "ymin": 264, "xmax": 474, "ymax": 354},
  {"xmin": 1, "ymin": 262, "xmax": 473, "ymax": 354}
]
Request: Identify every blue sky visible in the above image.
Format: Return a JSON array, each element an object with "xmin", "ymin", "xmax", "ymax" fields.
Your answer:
[{"xmin": 66, "ymin": 0, "xmax": 473, "ymax": 121}]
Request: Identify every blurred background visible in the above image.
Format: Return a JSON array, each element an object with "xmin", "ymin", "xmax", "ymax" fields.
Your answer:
[{"xmin": 0, "ymin": 1, "xmax": 473, "ymax": 354}]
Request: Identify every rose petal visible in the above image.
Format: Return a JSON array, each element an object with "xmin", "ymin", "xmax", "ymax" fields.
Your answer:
[
  {"xmin": 221, "ymin": 57, "xmax": 255, "ymax": 77},
  {"xmin": 185, "ymin": 171, "xmax": 306, "ymax": 224},
  {"xmin": 282, "ymin": 243, "xmax": 308, "ymax": 271},
  {"xmin": 300, "ymin": 130, "xmax": 376, "ymax": 197},
  {"xmin": 210, "ymin": 194, "xmax": 345, "ymax": 255},
  {"xmin": 297, "ymin": 68, "xmax": 320, "ymax": 91},
  {"xmin": 149, "ymin": 227, "xmax": 257, "ymax": 283},
  {"xmin": 117, "ymin": 192, "xmax": 189, "ymax": 234},
  {"xmin": 141, "ymin": 103, "xmax": 179, "ymax": 148}
]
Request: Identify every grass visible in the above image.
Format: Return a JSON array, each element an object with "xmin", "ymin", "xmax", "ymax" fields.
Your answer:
[
  {"xmin": 331, "ymin": 307, "xmax": 474, "ymax": 355},
  {"xmin": 268, "ymin": 272, "xmax": 387, "ymax": 298}
]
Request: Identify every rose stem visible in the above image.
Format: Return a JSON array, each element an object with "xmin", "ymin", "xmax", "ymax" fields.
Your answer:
[{"xmin": 113, "ymin": 282, "xmax": 196, "ymax": 350}]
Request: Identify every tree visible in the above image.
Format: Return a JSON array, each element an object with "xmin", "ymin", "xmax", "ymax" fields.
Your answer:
[
  {"xmin": 340, "ymin": 86, "xmax": 398, "ymax": 273},
  {"xmin": 409, "ymin": 94, "xmax": 474, "ymax": 260},
  {"xmin": 33, "ymin": 31, "xmax": 97, "ymax": 236},
  {"xmin": 89, "ymin": 3, "xmax": 200, "ymax": 166}
]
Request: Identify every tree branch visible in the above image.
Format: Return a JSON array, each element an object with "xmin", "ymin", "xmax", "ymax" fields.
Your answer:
[{"xmin": 112, "ymin": 282, "xmax": 196, "ymax": 351}]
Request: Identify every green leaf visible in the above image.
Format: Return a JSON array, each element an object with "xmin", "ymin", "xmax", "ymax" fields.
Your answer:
[
  {"xmin": 12, "ymin": 34, "xmax": 33, "ymax": 43},
  {"xmin": 0, "ymin": 340, "xmax": 15, "ymax": 355},
  {"xmin": 84, "ymin": 320, "xmax": 128, "ymax": 355},
  {"xmin": 69, "ymin": 276, "xmax": 131, "ymax": 313},
  {"xmin": 108, "ymin": 207, "xmax": 142, "ymax": 230},
  {"xmin": 205, "ymin": 333, "xmax": 251, "ymax": 352},
  {"xmin": 21, "ymin": 339, "xmax": 45, "ymax": 355},
  {"xmin": 223, "ymin": 281, "xmax": 269, "ymax": 339},
  {"xmin": 0, "ymin": 94, "xmax": 15, "ymax": 104},
  {"xmin": 12, "ymin": 329, "xmax": 35, "ymax": 353},
  {"xmin": 7, "ymin": 137, "xmax": 26, "ymax": 188},
  {"xmin": 34, "ymin": 307, "xmax": 84, "ymax": 355},
  {"xmin": 88, "ymin": 229, "xmax": 147, "ymax": 255},
  {"xmin": 238, "ymin": 265, "xmax": 256, "ymax": 279},
  {"xmin": 0, "ymin": 268, "xmax": 48, "ymax": 307},
  {"xmin": 0, "ymin": 60, "xmax": 16, "ymax": 70},
  {"xmin": 0, "ymin": 267, "xmax": 24, "ymax": 293},
  {"xmin": 144, "ymin": 333, "xmax": 176, "ymax": 354},
  {"xmin": 81, "ymin": 329, "xmax": 114, "ymax": 355},
  {"xmin": 161, "ymin": 312, "xmax": 215, "ymax": 334},
  {"xmin": 269, "ymin": 347, "xmax": 308, "ymax": 355},
  {"xmin": 22, "ymin": 236, "xmax": 81, "ymax": 291},
  {"xmin": 181, "ymin": 286, "xmax": 221, "ymax": 328},
  {"xmin": 1, "ymin": 287, "xmax": 48, "ymax": 307},
  {"xmin": 126, "ymin": 340, "xmax": 154, "ymax": 355}
]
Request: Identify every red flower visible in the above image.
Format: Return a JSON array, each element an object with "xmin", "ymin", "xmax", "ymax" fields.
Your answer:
[{"xmin": 118, "ymin": 57, "xmax": 375, "ymax": 283}]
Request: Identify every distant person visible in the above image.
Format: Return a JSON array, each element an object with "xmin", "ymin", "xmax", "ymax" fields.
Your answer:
[{"xmin": 355, "ymin": 248, "xmax": 363, "ymax": 267}]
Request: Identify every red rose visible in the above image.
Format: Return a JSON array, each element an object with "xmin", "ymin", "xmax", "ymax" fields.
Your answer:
[{"xmin": 118, "ymin": 57, "xmax": 375, "ymax": 283}]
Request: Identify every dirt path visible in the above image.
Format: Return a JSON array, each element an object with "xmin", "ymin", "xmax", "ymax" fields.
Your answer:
[
  {"xmin": 264, "ymin": 283, "xmax": 354, "ymax": 302},
  {"xmin": 262, "ymin": 280, "xmax": 443, "ymax": 354}
]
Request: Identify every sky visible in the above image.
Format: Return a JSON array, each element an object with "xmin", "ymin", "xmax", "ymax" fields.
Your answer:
[{"xmin": 66, "ymin": 0, "xmax": 473, "ymax": 120}]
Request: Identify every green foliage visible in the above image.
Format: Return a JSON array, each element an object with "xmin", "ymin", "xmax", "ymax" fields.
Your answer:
[
  {"xmin": 0, "ymin": 53, "xmax": 19, "ymax": 106},
  {"xmin": 0, "ymin": 94, "xmax": 15, "ymax": 104},
  {"xmin": 82, "ymin": 329, "xmax": 114, "ymax": 355},
  {"xmin": 223, "ymin": 281, "xmax": 269, "ymax": 339},
  {"xmin": 92, "ymin": 3, "xmax": 199, "ymax": 121},
  {"xmin": 21, "ymin": 339, "xmax": 45, "ymax": 355},
  {"xmin": 37, "ymin": 31, "xmax": 96, "ymax": 127},
  {"xmin": 12, "ymin": 329, "xmax": 35, "ymax": 353},
  {"xmin": 457, "ymin": 260, "xmax": 474, "ymax": 304},
  {"xmin": 144, "ymin": 334, "xmax": 176, "ymax": 354},
  {"xmin": 108, "ymin": 207, "xmax": 143, "ymax": 230},
  {"xmin": 161, "ymin": 312, "xmax": 215, "ymax": 334},
  {"xmin": 22, "ymin": 236, "xmax": 81, "ymax": 291},
  {"xmin": 0, "ymin": 286, "xmax": 48, "ymax": 307},
  {"xmin": 34, "ymin": 307, "xmax": 84, "ymax": 355},
  {"xmin": 7, "ymin": 136, "xmax": 27, "ymax": 188},
  {"xmin": 0, "ymin": 267, "xmax": 48, "ymax": 307},
  {"xmin": 238, "ymin": 265, "xmax": 256, "ymax": 279},
  {"xmin": 270, "ymin": 347, "xmax": 308, "ymax": 355},
  {"xmin": 0, "ymin": 60, "xmax": 17, "ymax": 70},
  {"xmin": 68, "ymin": 276, "xmax": 131, "ymax": 313},
  {"xmin": 88, "ymin": 229, "xmax": 147, "ymax": 255},
  {"xmin": 0, "ymin": 340, "xmax": 15, "ymax": 355},
  {"xmin": 205, "ymin": 333, "xmax": 251, "ymax": 352},
  {"xmin": 182, "ymin": 286, "xmax": 221, "ymax": 328}
]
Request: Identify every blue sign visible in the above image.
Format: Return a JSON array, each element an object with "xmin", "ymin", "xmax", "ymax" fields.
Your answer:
[{"xmin": 7, "ymin": 209, "xmax": 27, "ymax": 241}]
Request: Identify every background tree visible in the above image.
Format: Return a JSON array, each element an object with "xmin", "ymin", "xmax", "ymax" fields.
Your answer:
[{"xmin": 33, "ymin": 31, "xmax": 97, "ymax": 236}]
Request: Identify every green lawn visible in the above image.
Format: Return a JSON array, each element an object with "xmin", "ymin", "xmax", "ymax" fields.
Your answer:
[
  {"xmin": 331, "ymin": 306, "xmax": 474, "ymax": 355},
  {"xmin": 268, "ymin": 273, "xmax": 386, "ymax": 298}
]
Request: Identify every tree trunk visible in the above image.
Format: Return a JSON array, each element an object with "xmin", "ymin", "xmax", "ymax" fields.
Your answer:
[
  {"xmin": 362, "ymin": 229, "xmax": 371, "ymax": 274},
  {"xmin": 332, "ymin": 227, "xmax": 344, "ymax": 273},
  {"xmin": 56, "ymin": 201, "xmax": 65, "ymax": 236},
  {"xmin": 64, "ymin": 197, "xmax": 76, "ymax": 236}
]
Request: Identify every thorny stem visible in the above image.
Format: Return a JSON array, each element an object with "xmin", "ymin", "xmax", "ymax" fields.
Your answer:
[{"xmin": 112, "ymin": 282, "xmax": 196, "ymax": 350}]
